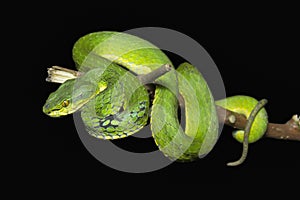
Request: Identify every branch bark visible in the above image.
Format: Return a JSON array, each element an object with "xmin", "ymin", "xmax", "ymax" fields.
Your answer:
[{"xmin": 216, "ymin": 106, "xmax": 300, "ymax": 141}]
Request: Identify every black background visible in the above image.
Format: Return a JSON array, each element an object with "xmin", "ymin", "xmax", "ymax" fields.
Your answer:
[{"xmin": 22, "ymin": 3, "xmax": 300, "ymax": 187}]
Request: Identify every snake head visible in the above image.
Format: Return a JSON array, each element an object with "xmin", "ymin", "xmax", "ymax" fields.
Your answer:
[
  {"xmin": 43, "ymin": 76, "xmax": 107, "ymax": 117},
  {"xmin": 43, "ymin": 79, "xmax": 77, "ymax": 117}
]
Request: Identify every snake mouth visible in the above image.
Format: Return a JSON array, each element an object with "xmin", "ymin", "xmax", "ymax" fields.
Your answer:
[
  {"xmin": 43, "ymin": 104, "xmax": 69, "ymax": 117},
  {"xmin": 44, "ymin": 109, "xmax": 68, "ymax": 117}
]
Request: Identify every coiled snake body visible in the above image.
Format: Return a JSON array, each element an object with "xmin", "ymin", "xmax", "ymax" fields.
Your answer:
[{"xmin": 43, "ymin": 31, "xmax": 268, "ymax": 163}]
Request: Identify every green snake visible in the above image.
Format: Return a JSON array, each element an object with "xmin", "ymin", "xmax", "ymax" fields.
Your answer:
[{"xmin": 43, "ymin": 31, "xmax": 268, "ymax": 164}]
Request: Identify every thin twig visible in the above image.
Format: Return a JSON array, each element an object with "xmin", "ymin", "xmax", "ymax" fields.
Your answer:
[
  {"xmin": 46, "ymin": 64, "xmax": 172, "ymax": 85},
  {"xmin": 265, "ymin": 115, "xmax": 300, "ymax": 140},
  {"xmin": 137, "ymin": 64, "xmax": 172, "ymax": 84}
]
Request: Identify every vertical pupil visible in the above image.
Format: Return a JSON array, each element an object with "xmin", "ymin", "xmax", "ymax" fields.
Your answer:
[{"xmin": 63, "ymin": 101, "xmax": 69, "ymax": 107}]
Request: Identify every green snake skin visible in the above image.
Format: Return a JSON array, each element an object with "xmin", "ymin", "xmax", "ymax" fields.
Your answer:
[
  {"xmin": 215, "ymin": 96, "xmax": 268, "ymax": 143},
  {"xmin": 43, "ymin": 31, "xmax": 268, "ymax": 161}
]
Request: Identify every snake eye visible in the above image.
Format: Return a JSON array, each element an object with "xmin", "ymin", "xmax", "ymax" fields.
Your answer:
[{"xmin": 62, "ymin": 100, "xmax": 69, "ymax": 107}]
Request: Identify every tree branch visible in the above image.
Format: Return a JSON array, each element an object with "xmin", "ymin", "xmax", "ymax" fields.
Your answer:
[
  {"xmin": 45, "ymin": 64, "xmax": 300, "ymax": 141},
  {"xmin": 216, "ymin": 106, "xmax": 300, "ymax": 141},
  {"xmin": 137, "ymin": 64, "xmax": 172, "ymax": 84}
]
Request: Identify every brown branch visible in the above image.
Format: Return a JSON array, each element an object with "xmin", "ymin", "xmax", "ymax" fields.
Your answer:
[
  {"xmin": 46, "ymin": 64, "xmax": 172, "ymax": 85},
  {"xmin": 216, "ymin": 105, "xmax": 300, "ymax": 141},
  {"xmin": 45, "ymin": 65, "xmax": 300, "ymax": 141},
  {"xmin": 137, "ymin": 64, "xmax": 172, "ymax": 84}
]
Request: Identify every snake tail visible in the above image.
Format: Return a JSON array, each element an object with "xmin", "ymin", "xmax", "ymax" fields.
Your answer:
[{"xmin": 227, "ymin": 99, "xmax": 268, "ymax": 166}]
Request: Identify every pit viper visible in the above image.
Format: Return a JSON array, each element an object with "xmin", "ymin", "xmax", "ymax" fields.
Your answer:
[{"xmin": 43, "ymin": 31, "xmax": 268, "ymax": 163}]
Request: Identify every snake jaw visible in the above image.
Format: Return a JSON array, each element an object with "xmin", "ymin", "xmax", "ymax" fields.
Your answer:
[
  {"xmin": 45, "ymin": 108, "xmax": 69, "ymax": 117},
  {"xmin": 43, "ymin": 92, "xmax": 100, "ymax": 117},
  {"xmin": 43, "ymin": 99, "xmax": 74, "ymax": 117}
]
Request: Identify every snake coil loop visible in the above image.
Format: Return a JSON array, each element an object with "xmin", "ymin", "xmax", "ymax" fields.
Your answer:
[{"xmin": 43, "ymin": 31, "xmax": 269, "ymax": 165}]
